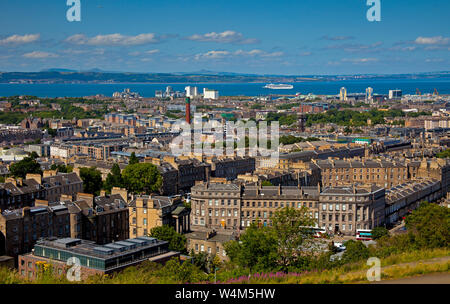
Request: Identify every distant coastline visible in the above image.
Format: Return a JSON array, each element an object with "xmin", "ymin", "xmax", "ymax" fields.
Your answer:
[{"xmin": 0, "ymin": 71, "xmax": 449, "ymax": 85}]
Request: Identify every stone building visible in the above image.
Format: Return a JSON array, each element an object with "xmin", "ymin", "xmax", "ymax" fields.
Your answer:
[
  {"xmin": 318, "ymin": 185, "xmax": 386, "ymax": 236},
  {"xmin": 185, "ymin": 230, "xmax": 235, "ymax": 262},
  {"xmin": 0, "ymin": 203, "xmax": 73, "ymax": 262},
  {"xmin": 128, "ymin": 195, "xmax": 190, "ymax": 238},
  {"xmin": 0, "ymin": 177, "xmax": 45, "ymax": 211}
]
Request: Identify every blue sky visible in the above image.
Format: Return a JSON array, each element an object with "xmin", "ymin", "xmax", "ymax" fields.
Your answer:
[{"xmin": 0, "ymin": 0, "xmax": 449, "ymax": 75}]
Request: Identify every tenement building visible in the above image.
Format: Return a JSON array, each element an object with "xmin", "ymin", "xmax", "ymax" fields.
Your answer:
[
  {"xmin": 314, "ymin": 158, "xmax": 450, "ymax": 192},
  {"xmin": 0, "ymin": 178, "xmax": 46, "ymax": 211},
  {"xmin": 190, "ymin": 178, "xmax": 444, "ymax": 237},
  {"xmin": 0, "ymin": 202, "xmax": 73, "ymax": 261},
  {"xmin": 384, "ymin": 179, "xmax": 442, "ymax": 225},
  {"xmin": 128, "ymin": 195, "xmax": 190, "ymax": 238},
  {"xmin": 318, "ymin": 185, "xmax": 386, "ymax": 235}
]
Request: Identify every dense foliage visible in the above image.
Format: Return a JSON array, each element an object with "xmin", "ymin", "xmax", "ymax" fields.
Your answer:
[
  {"xmin": 79, "ymin": 167, "xmax": 103, "ymax": 196},
  {"xmin": 103, "ymin": 164, "xmax": 123, "ymax": 193},
  {"xmin": 436, "ymin": 149, "xmax": 450, "ymax": 159},
  {"xmin": 150, "ymin": 225, "xmax": 187, "ymax": 253},
  {"xmin": 224, "ymin": 207, "xmax": 316, "ymax": 272},
  {"xmin": 122, "ymin": 163, "xmax": 162, "ymax": 194},
  {"xmin": 9, "ymin": 157, "xmax": 42, "ymax": 178},
  {"xmin": 305, "ymin": 109, "xmax": 431, "ymax": 127}
]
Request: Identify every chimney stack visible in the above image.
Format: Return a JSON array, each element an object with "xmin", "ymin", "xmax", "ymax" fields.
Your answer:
[{"xmin": 185, "ymin": 97, "xmax": 191, "ymax": 124}]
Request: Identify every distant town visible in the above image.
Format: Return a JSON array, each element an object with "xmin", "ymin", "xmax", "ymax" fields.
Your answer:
[{"xmin": 0, "ymin": 80, "xmax": 449, "ymax": 284}]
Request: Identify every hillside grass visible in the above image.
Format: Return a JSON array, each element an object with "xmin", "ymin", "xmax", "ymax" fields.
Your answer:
[{"xmin": 0, "ymin": 248, "xmax": 448, "ymax": 284}]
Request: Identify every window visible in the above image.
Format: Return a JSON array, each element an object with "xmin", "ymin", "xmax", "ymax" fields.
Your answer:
[
  {"xmin": 322, "ymin": 204, "xmax": 326, "ymax": 211},
  {"xmin": 342, "ymin": 224, "xmax": 346, "ymax": 231},
  {"xmin": 143, "ymin": 209, "xmax": 147, "ymax": 214},
  {"xmin": 143, "ymin": 218, "xmax": 147, "ymax": 226},
  {"xmin": 342, "ymin": 204, "xmax": 347, "ymax": 211},
  {"xmin": 200, "ymin": 245, "xmax": 204, "ymax": 252},
  {"xmin": 335, "ymin": 204, "xmax": 340, "ymax": 211},
  {"xmin": 329, "ymin": 204, "xmax": 333, "ymax": 211}
]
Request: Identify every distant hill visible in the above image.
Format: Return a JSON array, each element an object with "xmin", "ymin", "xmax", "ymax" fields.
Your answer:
[{"xmin": 0, "ymin": 70, "xmax": 449, "ymax": 84}]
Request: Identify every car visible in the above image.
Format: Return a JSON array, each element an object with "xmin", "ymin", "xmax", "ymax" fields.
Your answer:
[{"xmin": 334, "ymin": 242, "xmax": 346, "ymax": 252}]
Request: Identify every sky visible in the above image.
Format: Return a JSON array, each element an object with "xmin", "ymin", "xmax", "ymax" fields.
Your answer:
[{"xmin": 0, "ymin": 0, "xmax": 449, "ymax": 75}]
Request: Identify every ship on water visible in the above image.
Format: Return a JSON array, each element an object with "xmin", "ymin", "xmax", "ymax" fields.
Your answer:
[{"xmin": 263, "ymin": 83, "xmax": 294, "ymax": 90}]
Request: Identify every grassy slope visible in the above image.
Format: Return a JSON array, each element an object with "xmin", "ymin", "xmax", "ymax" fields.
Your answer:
[{"xmin": 0, "ymin": 248, "xmax": 448, "ymax": 284}]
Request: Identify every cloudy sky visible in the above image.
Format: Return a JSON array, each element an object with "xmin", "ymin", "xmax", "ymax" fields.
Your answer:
[{"xmin": 0, "ymin": 0, "xmax": 449, "ymax": 75}]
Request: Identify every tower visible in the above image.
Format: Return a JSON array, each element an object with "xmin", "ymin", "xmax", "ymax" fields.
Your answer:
[
  {"xmin": 340, "ymin": 87, "xmax": 347, "ymax": 101},
  {"xmin": 365, "ymin": 87, "xmax": 373, "ymax": 102},
  {"xmin": 185, "ymin": 97, "xmax": 191, "ymax": 124}
]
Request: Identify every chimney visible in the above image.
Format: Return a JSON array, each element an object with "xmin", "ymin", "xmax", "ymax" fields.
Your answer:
[
  {"xmin": 35, "ymin": 200, "xmax": 49, "ymax": 207},
  {"xmin": 43, "ymin": 170, "xmax": 57, "ymax": 178},
  {"xmin": 111, "ymin": 187, "xmax": 128, "ymax": 202},
  {"xmin": 185, "ymin": 97, "xmax": 191, "ymax": 124},
  {"xmin": 26, "ymin": 173, "xmax": 42, "ymax": 185},
  {"xmin": 5, "ymin": 177, "xmax": 16, "ymax": 186},
  {"xmin": 60, "ymin": 194, "xmax": 73, "ymax": 201},
  {"xmin": 22, "ymin": 207, "xmax": 31, "ymax": 218},
  {"xmin": 77, "ymin": 193, "xmax": 94, "ymax": 208}
]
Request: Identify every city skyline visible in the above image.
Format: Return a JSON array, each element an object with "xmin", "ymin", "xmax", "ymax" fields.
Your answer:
[{"xmin": 0, "ymin": 0, "xmax": 449, "ymax": 75}]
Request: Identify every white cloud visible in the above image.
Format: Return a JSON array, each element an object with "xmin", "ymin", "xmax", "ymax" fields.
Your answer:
[
  {"xmin": 65, "ymin": 33, "xmax": 160, "ymax": 46},
  {"xmin": 23, "ymin": 51, "xmax": 59, "ymax": 59},
  {"xmin": 341, "ymin": 57, "xmax": 378, "ymax": 64},
  {"xmin": 194, "ymin": 50, "xmax": 230, "ymax": 60},
  {"xmin": 325, "ymin": 42, "xmax": 383, "ymax": 53},
  {"xmin": 0, "ymin": 34, "xmax": 40, "ymax": 45},
  {"xmin": 194, "ymin": 49, "xmax": 283, "ymax": 60},
  {"xmin": 186, "ymin": 31, "xmax": 259, "ymax": 44},
  {"xmin": 425, "ymin": 58, "xmax": 444, "ymax": 63},
  {"xmin": 321, "ymin": 35, "xmax": 354, "ymax": 41},
  {"xmin": 415, "ymin": 36, "xmax": 449, "ymax": 45},
  {"xmin": 130, "ymin": 49, "xmax": 160, "ymax": 56}
]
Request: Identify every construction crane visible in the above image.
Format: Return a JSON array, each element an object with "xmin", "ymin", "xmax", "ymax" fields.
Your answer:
[
  {"xmin": 433, "ymin": 88, "xmax": 439, "ymax": 96},
  {"xmin": 416, "ymin": 88, "xmax": 421, "ymax": 95}
]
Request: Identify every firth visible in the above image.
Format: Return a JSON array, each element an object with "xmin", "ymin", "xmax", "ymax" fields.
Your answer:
[{"xmin": 175, "ymin": 289, "xmax": 210, "ymax": 302}]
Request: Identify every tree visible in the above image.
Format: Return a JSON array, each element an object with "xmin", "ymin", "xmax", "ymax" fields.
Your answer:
[
  {"xmin": 122, "ymin": 163, "xmax": 162, "ymax": 194},
  {"xmin": 342, "ymin": 240, "xmax": 369, "ymax": 263},
  {"xmin": 190, "ymin": 250, "xmax": 209, "ymax": 273},
  {"xmin": 150, "ymin": 225, "xmax": 187, "ymax": 253},
  {"xmin": 271, "ymin": 207, "xmax": 316, "ymax": 270},
  {"xmin": 103, "ymin": 163, "xmax": 123, "ymax": 193},
  {"xmin": 50, "ymin": 164, "xmax": 73, "ymax": 173},
  {"xmin": 371, "ymin": 227, "xmax": 389, "ymax": 240},
  {"xmin": 79, "ymin": 167, "xmax": 102, "ymax": 196},
  {"xmin": 405, "ymin": 202, "xmax": 449, "ymax": 248},
  {"xmin": 29, "ymin": 151, "xmax": 39, "ymax": 159},
  {"xmin": 224, "ymin": 223, "xmax": 278, "ymax": 272},
  {"xmin": 344, "ymin": 126, "xmax": 352, "ymax": 134},
  {"xmin": 157, "ymin": 258, "xmax": 207, "ymax": 283},
  {"xmin": 436, "ymin": 149, "xmax": 450, "ymax": 159},
  {"xmin": 9, "ymin": 157, "xmax": 42, "ymax": 178},
  {"xmin": 261, "ymin": 181, "xmax": 273, "ymax": 186},
  {"xmin": 129, "ymin": 152, "xmax": 139, "ymax": 165}
]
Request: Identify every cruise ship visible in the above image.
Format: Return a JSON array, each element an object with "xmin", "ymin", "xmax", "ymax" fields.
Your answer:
[{"xmin": 264, "ymin": 83, "xmax": 294, "ymax": 90}]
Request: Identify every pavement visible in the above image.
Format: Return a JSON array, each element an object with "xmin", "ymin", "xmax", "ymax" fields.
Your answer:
[{"xmin": 373, "ymin": 272, "xmax": 450, "ymax": 284}]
